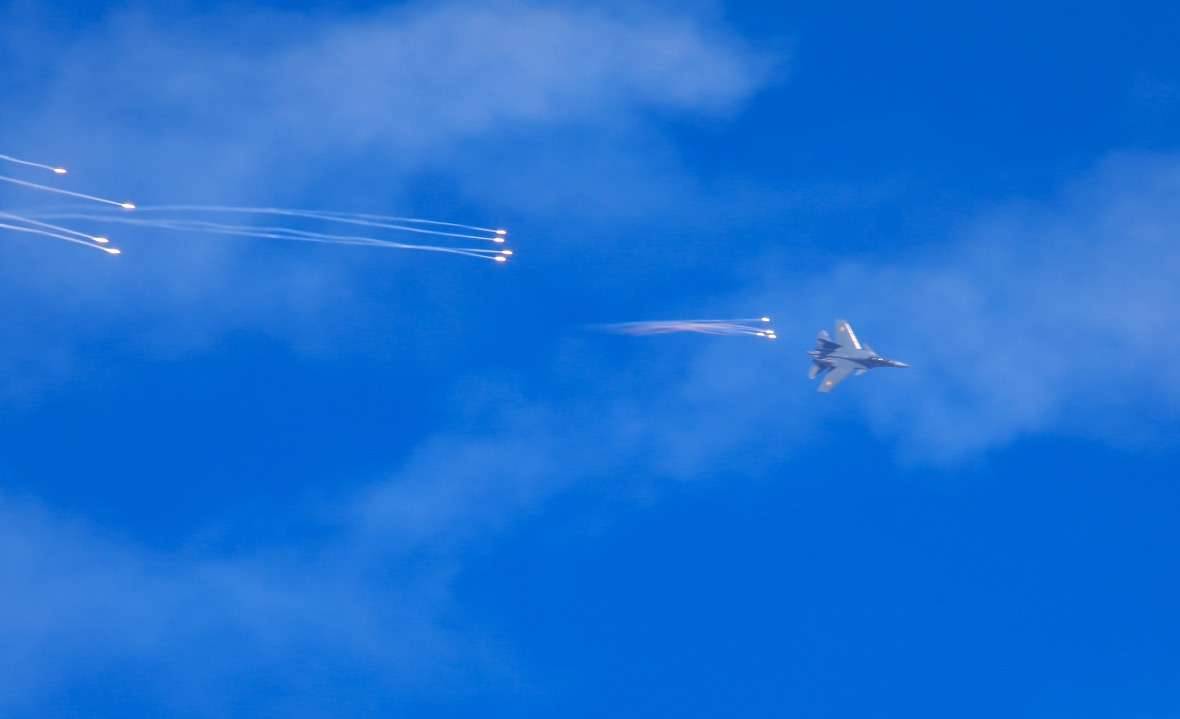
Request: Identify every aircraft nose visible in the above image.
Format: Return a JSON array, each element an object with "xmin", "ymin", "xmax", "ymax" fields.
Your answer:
[{"xmin": 894, "ymin": 361, "xmax": 910, "ymax": 368}]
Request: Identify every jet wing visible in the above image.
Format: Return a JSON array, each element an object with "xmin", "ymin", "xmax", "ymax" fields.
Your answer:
[
  {"xmin": 817, "ymin": 361, "xmax": 855, "ymax": 393},
  {"xmin": 834, "ymin": 320, "xmax": 863, "ymax": 350}
]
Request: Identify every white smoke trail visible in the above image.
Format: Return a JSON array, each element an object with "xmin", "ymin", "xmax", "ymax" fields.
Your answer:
[
  {"xmin": 2, "ymin": 158, "xmax": 510, "ymax": 262},
  {"xmin": 0, "ymin": 154, "xmax": 125, "ymax": 252},
  {"xmin": 0, "ymin": 153, "xmax": 68, "ymax": 175},
  {"xmin": 28, "ymin": 213, "xmax": 512, "ymax": 262},
  {"xmin": 598, "ymin": 318, "xmax": 777, "ymax": 339},
  {"xmin": 0, "ymin": 212, "xmax": 110, "ymax": 244},
  {"xmin": 294, "ymin": 210, "xmax": 506, "ymax": 236},
  {"xmin": 0, "ymin": 175, "xmax": 135, "ymax": 210},
  {"xmin": 0, "ymin": 222, "xmax": 118, "ymax": 254},
  {"xmin": 130, "ymin": 206, "xmax": 506, "ymax": 243}
]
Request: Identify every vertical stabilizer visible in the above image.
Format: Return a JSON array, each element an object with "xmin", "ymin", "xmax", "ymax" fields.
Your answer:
[{"xmin": 834, "ymin": 320, "xmax": 863, "ymax": 350}]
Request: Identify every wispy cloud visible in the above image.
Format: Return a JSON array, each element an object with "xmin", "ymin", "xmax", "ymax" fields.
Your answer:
[
  {"xmin": 0, "ymin": 493, "xmax": 468, "ymax": 715},
  {"xmin": 2, "ymin": 0, "xmax": 770, "ymax": 201}
]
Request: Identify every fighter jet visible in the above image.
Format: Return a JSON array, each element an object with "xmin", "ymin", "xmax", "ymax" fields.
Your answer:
[{"xmin": 808, "ymin": 319, "xmax": 909, "ymax": 393}]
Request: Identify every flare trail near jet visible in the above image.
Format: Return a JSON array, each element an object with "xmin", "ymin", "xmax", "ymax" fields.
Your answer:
[
  {"xmin": 601, "ymin": 317, "xmax": 777, "ymax": 340},
  {"xmin": 0, "ymin": 153, "xmax": 130, "ymax": 254},
  {"xmin": 2, "ymin": 153, "xmax": 512, "ymax": 262}
]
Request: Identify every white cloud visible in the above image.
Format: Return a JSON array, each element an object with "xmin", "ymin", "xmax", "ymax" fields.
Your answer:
[
  {"xmin": 3, "ymin": 1, "xmax": 769, "ymax": 200},
  {"xmin": 0, "ymin": 492, "xmax": 478, "ymax": 714}
]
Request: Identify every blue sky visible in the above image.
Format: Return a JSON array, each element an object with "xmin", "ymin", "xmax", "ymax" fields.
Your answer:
[{"xmin": 2, "ymin": 1, "xmax": 1179, "ymax": 717}]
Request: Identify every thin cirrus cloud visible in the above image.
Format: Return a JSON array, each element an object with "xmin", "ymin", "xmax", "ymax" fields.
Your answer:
[{"xmin": 2, "ymin": 1, "xmax": 771, "ymax": 196}]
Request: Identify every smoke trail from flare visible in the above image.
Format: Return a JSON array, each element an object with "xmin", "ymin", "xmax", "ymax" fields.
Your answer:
[
  {"xmin": 598, "ymin": 317, "xmax": 777, "ymax": 339},
  {"xmin": 0, "ymin": 153, "xmax": 68, "ymax": 175},
  {"xmin": 0, "ymin": 153, "xmax": 128, "ymax": 254},
  {"xmin": 130, "ymin": 206, "xmax": 507, "ymax": 243},
  {"xmin": 26, "ymin": 210, "xmax": 514, "ymax": 263},
  {"xmin": 0, "ymin": 222, "xmax": 119, "ymax": 253},
  {"xmin": 0, "ymin": 175, "xmax": 135, "ymax": 209},
  {"xmin": 2, "ymin": 155, "xmax": 511, "ymax": 263}
]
